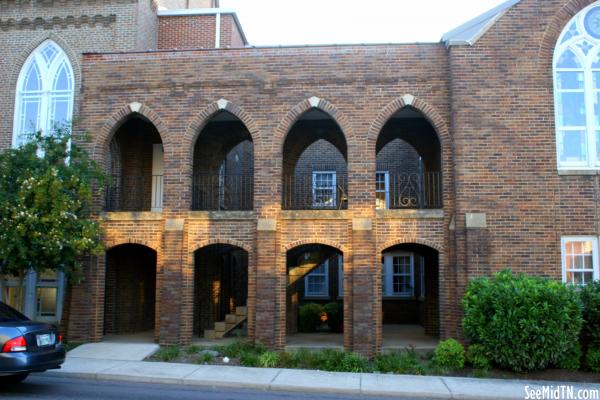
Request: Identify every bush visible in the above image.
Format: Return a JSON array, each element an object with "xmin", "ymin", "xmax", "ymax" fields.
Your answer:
[
  {"xmin": 586, "ymin": 347, "xmax": 600, "ymax": 373},
  {"xmin": 324, "ymin": 302, "xmax": 343, "ymax": 333},
  {"xmin": 466, "ymin": 344, "xmax": 491, "ymax": 370},
  {"xmin": 462, "ymin": 270, "xmax": 583, "ymax": 372},
  {"xmin": 219, "ymin": 341, "xmax": 265, "ymax": 358},
  {"xmin": 259, "ymin": 351, "xmax": 280, "ymax": 368},
  {"xmin": 154, "ymin": 346, "xmax": 181, "ymax": 362},
  {"xmin": 372, "ymin": 350, "xmax": 426, "ymax": 375},
  {"xmin": 340, "ymin": 352, "xmax": 369, "ymax": 373},
  {"xmin": 581, "ymin": 281, "xmax": 600, "ymax": 345},
  {"xmin": 196, "ymin": 352, "xmax": 214, "ymax": 364},
  {"xmin": 239, "ymin": 351, "xmax": 260, "ymax": 367},
  {"xmin": 433, "ymin": 339, "xmax": 465, "ymax": 370},
  {"xmin": 299, "ymin": 303, "xmax": 325, "ymax": 333},
  {"xmin": 312, "ymin": 349, "xmax": 345, "ymax": 371},
  {"xmin": 557, "ymin": 342, "xmax": 582, "ymax": 371}
]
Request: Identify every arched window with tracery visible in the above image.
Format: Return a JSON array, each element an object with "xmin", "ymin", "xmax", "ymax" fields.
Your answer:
[{"xmin": 12, "ymin": 40, "xmax": 74, "ymax": 147}]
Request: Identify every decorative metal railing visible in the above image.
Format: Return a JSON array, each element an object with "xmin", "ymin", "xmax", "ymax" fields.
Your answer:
[
  {"xmin": 282, "ymin": 174, "xmax": 349, "ymax": 210},
  {"xmin": 192, "ymin": 174, "xmax": 253, "ymax": 211},
  {"xmin": 105, "ymin": 174, "xmax": 163, "ymax": 211},
  {"xmin": 376, "ymin": 172, "xmax": 442, "ymax": 210}
]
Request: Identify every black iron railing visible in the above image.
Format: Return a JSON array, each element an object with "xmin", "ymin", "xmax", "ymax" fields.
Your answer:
[
  {"xmin": 283, "ymin": 174, "xmax": 348, "ymax": 210},
  {"xmin": 192, "ymin": 174, "xmax": 253, "ymax": 211},
  {"xmin": 376, "ymin": 172, "xmax": 442, "ymax": 209},
  {"xmin": 105, "ymin": 174, "xmax": 163, "ymax": 212}
]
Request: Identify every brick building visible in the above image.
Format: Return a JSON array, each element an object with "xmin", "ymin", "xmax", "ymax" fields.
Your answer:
[{"xmin": 1, "ymin": 0, "xmax": 599, "ymax": 356}]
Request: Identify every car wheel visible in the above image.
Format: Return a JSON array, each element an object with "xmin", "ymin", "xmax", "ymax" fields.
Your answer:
[{"xmin": 0, "ymin": 373, "xmax": 29, "ymax": 384}]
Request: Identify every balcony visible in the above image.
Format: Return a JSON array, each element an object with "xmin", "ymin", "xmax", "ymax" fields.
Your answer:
[
  {"xmin": 192, "ymin": 174, "xmax": 253, "ymax": 211},
  {"xmin": 283, "ymin": 173, "xmax": 348, "ymax": 210},
  {"xmin": 376, "ymin": 172, "xmax": 442, "ymax": 210},
  {"xmin": 105, "ymin": 174, "xmax": 163, "ymax": 212}
]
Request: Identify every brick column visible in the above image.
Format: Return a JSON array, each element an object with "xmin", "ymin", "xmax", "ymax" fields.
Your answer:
[
  {"xmin": 159, "ymin": 218, "xmax": 185, "ymax": 345},
  {"xmin": 68, "ymin": 255, "xmax": 104, "ymax": 342},
  {"xmin": 351, "ymin": 218, "xmax": 377, "ymax": 357},
  {"xmin": 255, "ymin": 218, "xmax": 281, "ymax": 348}
]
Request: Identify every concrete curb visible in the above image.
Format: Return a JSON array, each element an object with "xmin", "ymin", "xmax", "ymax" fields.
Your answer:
[{"xmin": 45, "ymin": 358, "xmax": 600, "ymax": 400}]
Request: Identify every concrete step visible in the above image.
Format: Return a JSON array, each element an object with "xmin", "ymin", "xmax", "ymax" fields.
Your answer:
[
  {"xmin": 225, "ymin": 314, "xmax": 237, "ymax": 324},
  {"xmin": 204, "ymin": 330, "xmax": 216, "ymax": 340},
  {"xmin": 214, "ymin": 322, "xmax": 226, "ymax": 332},
  {"xmin": 235, "ymin": 306, "xmax": 247, "ymax": 316}
]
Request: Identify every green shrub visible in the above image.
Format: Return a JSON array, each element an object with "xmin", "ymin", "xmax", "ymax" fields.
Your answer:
[
  {"xmin": 586, "ymin": 347, "xmax": 600, "ymax": 373},
  {"xmin": 259, "ymin": 351, "xmax": 280, "ymax": 368},
  {"xmin": 340, "ymin": 352, "xmax": 369, "ymax": 373},
  {"xmin": 312, "ymin": 349, "xmax": 345, "ymax": 371},
  {"xmin": 239, "ymin": 351, "xmax": 260, "ymax": 367},
  {"xmin": 185, "ymin": 345, "xmax": 202, "ymax": 355},
  {"xmin": 299, "ymin": 303, "xmax": 325, "ymax": 333},
  {"xmin": 466, "ymin": 344, "xmax": 491, "ymax": 370},
  {"xmin": 462, "ymin": 270, "xmax": 583, "ymax": 372},
  {"xmin": 372, "ymin": 350, "xmax": 426, "ymax": 375},
  {"xmin": 154, "ymin": 346, "xmax": 181, "ymax": 362},
  {"xmin": 324, "ymin": 302, "xmax": 343, "ymax": 333},
  {"xmin": 557, "ymin": 342, "xmax": 582, "ymax": 371},
  {"xmin": 219, "ymin": 341, "xmax": 265, "ymax": 358},
  {"xmin": 433, "ymin": 339, "xmax": 465, "ymax": 370},
  {"xmin": 581, "ymin": 281, "xmax": 600, "ymax": 345},
  {"xmin": 196, "ymin": 352, "xmax": 214, "ymax": 364},
  {"xmin": 290, "ymin": 349, "xmax": 314, "ymax": 369}
]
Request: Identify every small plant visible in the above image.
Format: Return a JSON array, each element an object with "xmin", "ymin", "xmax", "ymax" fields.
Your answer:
[
  {"xmin": 312, "ymin": 349, "xmax": 345, "ymax": 371},
  {"xmin": 185, "ymin": 345, "xmax": 202, "ymax": 355},
  {"xmin": 586, "ymin": 346, "xmax": 600, "ymax": 373},
  {"xmin": 154, "ymin": 346, "xmax": 181, "ymax": 362},
  {"xmin": 557, "ymin": 342, "xmax": 582, "ymax": 371},
  {"xmin": 196, "ymin": 352, "xmax": 214, "ymax": 364},
  {"xmin": 466, "ymin": 344, "xmax": 491, "ymax": 370},
  {"xmin": 288, "ymin": 349, "xmax": 314, "ymax": 369},
  {"xmin": 372, "ymin": 350, "xmax": 426, "ymax": 375},
  {"xmin": 219, "ymin": 341, "xmax": 265, "ymax": 358},
  {"xmin": 259, "ymin": 351, "xmax": 280, "ymax": 368},
  {"xmin": 340, "ymin": 352, "xmax": 369, "ymax": 373},
  {"xmin": 298, "ymin": 303, "xmax": 325, "ymax": 333},
  {"xmin": 433, "ymin": 339, "xmax": 465, "ymax": 370},
  {"xmin": 581, "ymin": 281, "xmax": 600, "ymax": 345},
  {"xmin": 239, "ymin": 350, "xmax": 260, "ymax": 367}
]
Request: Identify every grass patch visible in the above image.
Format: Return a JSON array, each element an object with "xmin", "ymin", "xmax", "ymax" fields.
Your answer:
[{"xmin": 154, "ymin": 346, "xmax": 182, "ymax": 362}]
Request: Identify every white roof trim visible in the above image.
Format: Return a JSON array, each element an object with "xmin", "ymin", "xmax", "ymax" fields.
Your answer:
[
  {"xmin": 442, "ymin": 0, "xmax": 522, "ymax": 46},
  {"xmin": 157, "ymin": 8, "xmax": 248, "ymax": 46}
]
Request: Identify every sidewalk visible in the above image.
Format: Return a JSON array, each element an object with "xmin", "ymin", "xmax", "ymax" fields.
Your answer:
[{"xmin": 46, "ymin": 354, "xmax": 600, "ymax": 400}]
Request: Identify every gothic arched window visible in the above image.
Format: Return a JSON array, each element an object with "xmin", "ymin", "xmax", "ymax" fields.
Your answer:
[{"xmin": 12, "ymin": 40, "xmax": 74, "ymax": 147}]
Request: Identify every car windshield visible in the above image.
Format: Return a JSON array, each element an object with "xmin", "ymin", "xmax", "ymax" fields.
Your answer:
[{"xmin": 0, "ymin": 302, "xmax": 29, "ymax": 322}]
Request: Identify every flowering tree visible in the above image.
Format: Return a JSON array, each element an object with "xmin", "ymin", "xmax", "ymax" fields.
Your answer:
[{"xmin": 0, "ymin": 128, "xmax": 104, "ymax": 282}]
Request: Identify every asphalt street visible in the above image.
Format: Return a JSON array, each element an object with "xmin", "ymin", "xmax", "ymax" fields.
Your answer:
[{"xmin": 0, "ymin": 375, "xmax": 437, "ymax": 400}]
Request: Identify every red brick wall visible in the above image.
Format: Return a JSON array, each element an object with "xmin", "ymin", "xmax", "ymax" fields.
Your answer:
[{"xmin": 158, "ymin": 15, "xmax": 216, "ymax": 50}]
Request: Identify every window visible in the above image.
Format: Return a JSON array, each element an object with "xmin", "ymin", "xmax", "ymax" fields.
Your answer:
[
  {"xmin": 312, "ymin": 171, "xmax": 336, "ymax": 208},
  {"xmin": 13, "ymin": 40, "xmax": 74, "ymax": 147},
  {"xmin": 305, "ymin": 259, "xmax": 329, "ymax": 297},
  {"xmin": 35, "ymin": 270, "xmax": 59, "ymax": 319},
  {"xmin": 338, "ymin": 256, "xmax": 344, "ymax": 298},
  {"xmin": 561, "ymin": 237, "xmax": 599, "ymax": 285},
  {"xmin": 382, "ymin": 252, "xmax": 414, "ymax": 297},
  {"xmin": 554, "ymin": 4, "xmax": 600, "ymax": 169},
  {"xmin": 376, "ymin": 171, "xmax": 390, "ymax": 209}
]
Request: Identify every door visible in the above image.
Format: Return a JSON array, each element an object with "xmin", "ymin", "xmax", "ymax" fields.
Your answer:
[{"xmin": 151, "ymin": 144, "xmax": 164, "ymax": 212}]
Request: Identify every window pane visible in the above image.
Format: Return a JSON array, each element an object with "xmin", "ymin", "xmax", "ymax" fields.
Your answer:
[
  {"xmin": 3, "ymin": 286, "xmax": 25, "ymax": 313},
  {"xmin": 558, "ymin": 72, "xmax": 584, "ymax": 89},
  {"xmin": 50, "ymin": 97, "xmax": 70, "ymax": 128},
  {"xmin": 20, "ymin": 98, "xmax": 41, "ymax": 139},
  {"xmin": 584, "ymin": 272, "xmax": 594, "ymax": 284},
  {"xmin": 559, "ymin": 130, "xmax": 587, "ymax": 163},
  {"xmin": 40, "ymin": 43, "xmax": 59, "ymax": 66},
  {"xmin": 36, "ymin": 287, "xmax": 57, "ymax": 317},
  {"xmin": 53, "ymin": 63, "xmax": 72, "ymax": 91},
  {"xmin": 557, "ymin": 49, "xmax": 582, "ymax": 68},
  {"xmin": 557, "ymin": 92, "xmax": 586, "ymax": 126},
  {"xmin": 23, "ymin": 63, "xmax": 41, "ymax": 92}
]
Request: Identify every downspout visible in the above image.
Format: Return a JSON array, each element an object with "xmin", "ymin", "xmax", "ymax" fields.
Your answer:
[{"xmin": 215, "ymin": 11, "xmax": 221, "ymax": 48}]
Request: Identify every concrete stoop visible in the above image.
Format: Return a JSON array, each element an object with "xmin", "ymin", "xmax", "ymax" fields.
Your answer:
[
  {"xmin": 204, "ymin": 306, "xmax": 247, "ymax": 340},
  {"xmin": 47, "ymin": 356, "xmax": 600, "ymax": 400}
]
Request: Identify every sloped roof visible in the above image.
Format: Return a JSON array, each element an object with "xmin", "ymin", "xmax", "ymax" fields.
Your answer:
[{"xmin": 442, "ymin": 0, "xmax": 522, "ymax": 46}]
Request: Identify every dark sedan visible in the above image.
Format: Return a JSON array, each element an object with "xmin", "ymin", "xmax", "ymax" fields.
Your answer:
[{"xmin": 0, "ymin": 301, "xmax": 65, "ymax": 383}]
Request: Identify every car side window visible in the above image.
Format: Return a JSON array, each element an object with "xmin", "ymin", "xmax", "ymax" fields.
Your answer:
[{"xmin": 0, "ymin": 302, "xmax": 29, "ymax": 322}]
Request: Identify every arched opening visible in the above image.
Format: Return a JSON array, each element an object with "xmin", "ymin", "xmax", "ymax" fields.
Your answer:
[
  {"xmin": 282, "ymin": 109, "xmax": 348, "ymax": 210},
  {"xmin": 375, "ymin": 107, "xmax": 442, "ymax": 209},
  {"xmin": 193, "ymin": 244, "xmax": 249, "ymax": 340},
  {"xmin": 381, "ymin": 243, "xmax": 439, "ymax": 350},
  {"xmin": 106, "ymin": 115, "xmax": 164, "ymax": 212},
  {"xmin": 286, "ymin": 244, "xmax": 344, "ymax": 349},
  {"xmin": 192, "ymin": 111, "xmax": 253, "ymax": 210},
  {"xmin": 104, "ymin": 244, "xmax": 157, "ymax": 340}
]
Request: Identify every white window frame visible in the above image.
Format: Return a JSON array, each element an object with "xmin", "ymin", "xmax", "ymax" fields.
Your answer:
[
  {"xmin": 561, "ymin": 236, "xmax": 600, "ymax": 285},
  {"xmin": 382, "ymin": 252, "xmax": 414, "ymax": 297},
  {"xmin": 312, "ymin": 171, "xmax": 337, "ymax": 208},
  {"xmin": 12, "ymin": 40, "xmax": 74, "ymax": 148},
  {"xmin": 376, "ymin": 171, "xmax": 390, "ymax": 210},
  {"xmin": 304, "ymin": 259, "xmax": 329, "ymax": 298},
  {"xmin": 554, "ymin": 4, "xmax": 600, "ymax": 170}
]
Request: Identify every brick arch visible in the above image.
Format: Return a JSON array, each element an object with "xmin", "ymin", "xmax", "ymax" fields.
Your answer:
[
  {"xmin": 184, "ymin": 99, "xmax": 260, "ymax": 156},
  {"xmin": 94, "ymin": 103, "xmax": 169, "ymax": 164},
  {"xmin": 378, "ymin": 237, "xmax": 443, "ymax": 254},
  {"xmin": 538, "ymin": 0, "xmax": 598, "ymax": 72},
  {"xmin": 104, "ymin": 240, "xmax": 159, "ymax": 253},
  {"xmin": 275, "ymin": 97, "xmax": 354, "ymax": 150},
  {"xmin": 192, "ymin": 238, "xmax": 252, "ymax": 254},
  {"xmin": 368, "ymin": 95, "xmax": 450, "ymax": 152},
  {"xmin": 283, "ymin": 239, "xmax": 347, "ymax": 255}
]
